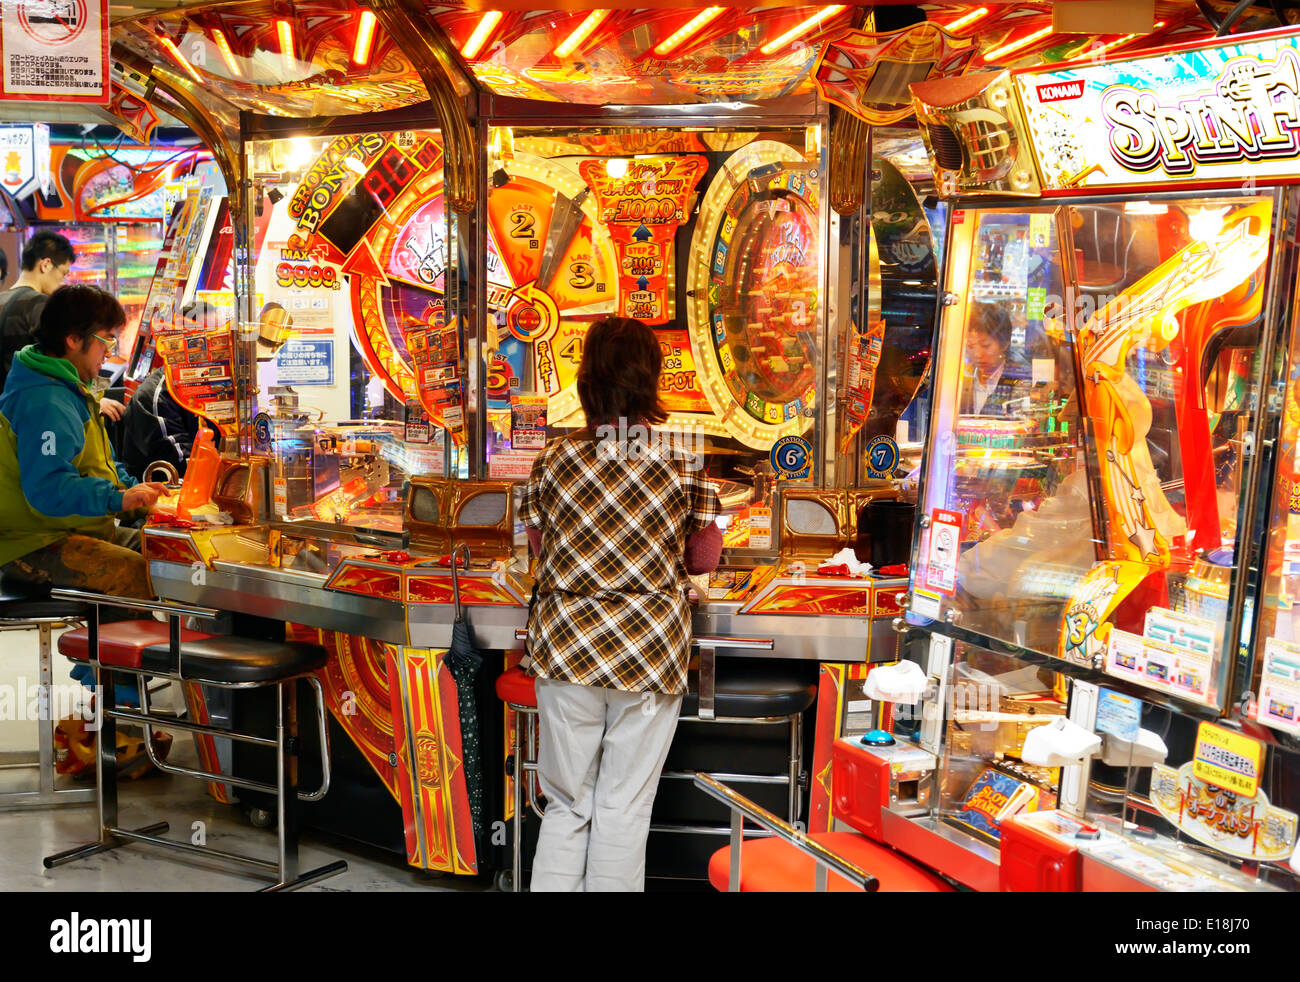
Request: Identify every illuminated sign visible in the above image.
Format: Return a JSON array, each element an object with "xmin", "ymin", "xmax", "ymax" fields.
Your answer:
[
  {"xmin": 1019, "ymin": 33, "xmax": 1300, "ymax": 190},
  {"xmin": 578, "ymin": 156, "xmax": 706, "ymax": 325}
]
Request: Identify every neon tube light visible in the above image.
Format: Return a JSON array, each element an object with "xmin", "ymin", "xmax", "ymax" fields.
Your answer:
[
  {"xmin": 462, "ymin": 10, "xmax": 503, "ymax": 59},
  {"xmin": 654, "ymin": 6, "xmax": 725, "ymax": 57},
  {"xmin": 352, "ymin": 11, "xmax": 378, "ymax": 66},
  {"xmin": 159, "ymin": 36, "xmax": 203, "ymax": 84},
  {"xmin": 277, "ymin": 19, "xmax": 296, "ymax": 74},
  {"xmin": 982, "ymin": 24, "xmax": 1053, "ymax": 63},
  {"xmin": 211, "ymin": 29, "xmax": 241, "ymax": 77},
  {"xmin": 555, "ymin": 9, "xmax": 610, "ymax": 59},
  {"xmin": 945, "ymin": 7, "xmax": 990, "ymax": 32},
  {"xmin": 760, "ymin": 5, "xmax": 847, "ymax": 56}
]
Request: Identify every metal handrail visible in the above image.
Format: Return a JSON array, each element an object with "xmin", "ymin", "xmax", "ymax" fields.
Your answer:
[
  {"xmin": 693, "ymin": 773, "xmax": 880, "ymax": 892},
  {"xmin": 50, "ymin": 588, "xmax": 220, "ymax": 621},
  {"xmin": 513, "ymin": 627, "xmax": 776, "ymax": 651}
]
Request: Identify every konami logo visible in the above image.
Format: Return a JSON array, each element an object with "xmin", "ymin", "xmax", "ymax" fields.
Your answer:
[{"xmin": 1036, "ymin": 79, "xmax": 1085, "ymax": 103}]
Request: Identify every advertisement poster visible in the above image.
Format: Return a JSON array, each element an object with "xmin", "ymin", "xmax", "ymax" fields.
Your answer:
[
  {"xmin": 1257, "ymin": 638, "xmax": 1300, "ymax": 736},
  {"xmin": 1, "ymin": 0, "xmax": 109, "ymax": 104},
  {"xmin": 155, "ymin": 329, "xmax": 238, "ymax": 441},
  {"xmin": 0, "ymin": 123, "xmax": 47, "ymax": 198}
]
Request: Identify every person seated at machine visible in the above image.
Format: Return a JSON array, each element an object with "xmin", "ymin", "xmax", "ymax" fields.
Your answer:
[
  {"xmin": 119, "ymin": 301, "xmax": 219, "ymax": 483},
  {"xmin": 960, "ymin": 303, "xmax": 1025, "ymax": 416},
  {"xmin": 0, "ymin": 284, "xmax": 166, "ymax": 602},
  {"xmin": 0, "ymin": 231, "xmax": 126, "ymax": 424}
]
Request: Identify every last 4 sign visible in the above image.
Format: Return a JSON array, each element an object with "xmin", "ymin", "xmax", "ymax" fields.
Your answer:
[{"xmin": 1018, "ymin": 32, "xmax": 1300, "ymax": 190}]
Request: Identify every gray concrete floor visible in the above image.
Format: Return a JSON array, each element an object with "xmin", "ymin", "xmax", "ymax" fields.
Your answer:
[{"xmin": 0, "ymin": 626, "xmax": 494, "ymax": 892}]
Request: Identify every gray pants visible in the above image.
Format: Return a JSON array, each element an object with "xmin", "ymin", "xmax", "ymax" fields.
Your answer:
[{"xmin": 531, "ymin": 678, "xmax": 682, "ymax": 892}]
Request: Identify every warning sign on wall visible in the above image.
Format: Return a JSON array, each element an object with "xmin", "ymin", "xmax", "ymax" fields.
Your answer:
[{"xmin": 1, "ymin": 0, "xmax": 109, "ymax": 104}]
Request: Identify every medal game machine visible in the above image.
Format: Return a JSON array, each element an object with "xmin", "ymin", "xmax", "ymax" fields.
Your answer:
[
  {"xmin": 113, "ymin": 1, "xmax": 944, "ymax": 882},
  {"xmin": 31, "ymin": 140, "xmax": 217, "ymax": 363},
  {"xmin": 831, "ymin": 30, "xmax": 1300, "ymax": 892}
]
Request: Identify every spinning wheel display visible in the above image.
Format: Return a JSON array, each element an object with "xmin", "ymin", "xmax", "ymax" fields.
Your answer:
[
  {"xmin": 687, "ymin": 141, "xmax": 820, "ymax": 449},
  {"xmin": 485, "ymin": 154, "xmax": 620, "ymax": 428}
]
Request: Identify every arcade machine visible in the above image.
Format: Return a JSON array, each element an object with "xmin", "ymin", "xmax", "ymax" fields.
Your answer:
[
  {"xmin": 833, "ymin": 28, "xmax": 1300, "ymax": 891},
  {"xmin": 31, "ymin": 140, "xmax": 216, "ymax": 359},
  {"xmin": 111, "ymin": 2, "xmax": 938, "ymax": 881}
]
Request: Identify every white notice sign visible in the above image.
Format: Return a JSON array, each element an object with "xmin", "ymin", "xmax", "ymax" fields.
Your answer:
[{"xmin": 1, "ymin": 0, "xmax": 109, "ymax": 103}]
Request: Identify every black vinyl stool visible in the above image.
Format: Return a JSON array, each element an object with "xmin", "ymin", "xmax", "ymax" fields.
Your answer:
[
  {"xmin": 42, "ymin": 589, "xmax": 346, "ymax": 891},
  {"xmin": 0, "ymin": 585, "xmax": 93, "ymax": 810},
  {"xmin": 656, "ymin": 637, "xmax": 815, "ymax": 836}
]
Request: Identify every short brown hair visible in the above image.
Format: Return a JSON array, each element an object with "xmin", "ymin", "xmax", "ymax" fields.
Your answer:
[{"xmin": 576, "ymin": 316, "xmax": 667, "ymax": 427}]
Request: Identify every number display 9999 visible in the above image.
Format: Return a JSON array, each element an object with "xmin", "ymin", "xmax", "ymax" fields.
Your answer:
[{"xmin": 276, "ymin": 262, "xmax": 340, "ymax": 290}]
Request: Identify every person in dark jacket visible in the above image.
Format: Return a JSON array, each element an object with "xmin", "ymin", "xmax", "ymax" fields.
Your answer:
[
  {"xmin": 0, "ymin": 231, "xmax": 126, "ymax": 422},
  {"xmin": 119, "ymin": 302, "xmax": 216, "ymax": 481},
  {"xmin": 0, "ymin": 231, "xmax": 75, "ymax": 382},
  {"xmin": 119, "ymin": 366, "xmax": 210, "ymax": 482}
]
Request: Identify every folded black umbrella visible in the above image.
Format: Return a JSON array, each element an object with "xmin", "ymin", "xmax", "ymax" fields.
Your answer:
[{"xmin": 446, "ymin": 555, "xmax": 484, "ymax": 841}]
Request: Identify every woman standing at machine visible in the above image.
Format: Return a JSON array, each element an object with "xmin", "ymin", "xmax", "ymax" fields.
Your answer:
[{"xmin": 520, "ymin": 316, "xmax": 722, "ymax": 892}]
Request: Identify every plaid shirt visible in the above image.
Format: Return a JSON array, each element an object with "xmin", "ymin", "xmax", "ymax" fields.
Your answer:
[{"xmin": 520, "ymin": 433, "xmax": 720, "ymax": 695}]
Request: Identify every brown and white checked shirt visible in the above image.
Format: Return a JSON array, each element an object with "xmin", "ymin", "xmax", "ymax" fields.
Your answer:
[{"xmin": 519, "ymin": 433, "xmax": 720, "ymax": 695}]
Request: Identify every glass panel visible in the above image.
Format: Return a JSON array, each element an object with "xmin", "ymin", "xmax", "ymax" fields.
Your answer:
[
  {"xmin": 247, "ymin": 129, "xmax": 454, "ymax": 550},
  {"xmin": 1119, "ymin": 708, "xmax": 1299, "ymax": 891},
  {"xmin": 116, "ymin": 2, "xmax": 431, "ymax": 117},
  {"xmin": 937, "ymin": 643, "xmax": 1066, "ymax": 845},
  {"xmin": 1250, "ymin": 229, "xmax": 1300, "ymax": 739},
  {"xmin": 481, "ymin": 125, "xmax": 824, "ymax": 553},
  {"xmin": 914, "ymin": 195, "xmax": 1275, "ymax": 712}
]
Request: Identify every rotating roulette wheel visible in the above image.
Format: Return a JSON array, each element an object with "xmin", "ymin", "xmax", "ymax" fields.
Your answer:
[
  {"xmin": 687, "ymin": 141, "xmax": 820, "ymax": 449},
  {"xmin": 485, "ymin": 154, "xmax": 619, "ymax": 426}
]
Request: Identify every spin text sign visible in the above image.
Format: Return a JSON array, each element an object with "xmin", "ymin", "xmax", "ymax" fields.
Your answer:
[{"xmin": 1018, "ymin": 34, "xmax": 1300, "ymax": 190}]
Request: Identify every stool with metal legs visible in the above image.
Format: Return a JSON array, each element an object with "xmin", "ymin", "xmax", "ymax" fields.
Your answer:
[
  {"xmin": 42, "ymin": 589, "xmax": 346, "ymax": 892},
  {"xmin": 0, "ymin": 587, "xmax": 93, "ymax": 810},
  {"xmin": 655, "ymin": 636, "xmax": 814, "ymax": 839},
  {"xmin": 495, "ymin": 627, "xmax": 542, "ymax": 892}
]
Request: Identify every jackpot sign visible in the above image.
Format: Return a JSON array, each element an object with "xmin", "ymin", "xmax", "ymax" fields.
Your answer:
[{"xmin": 1018, "ymin": 33, "xmax": 1300, "ymax": 190}]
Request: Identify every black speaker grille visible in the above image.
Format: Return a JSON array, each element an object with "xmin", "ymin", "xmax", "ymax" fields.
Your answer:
[{"xmin": 927, "ymin": 123, "xmax": 965, "ymax": 172}]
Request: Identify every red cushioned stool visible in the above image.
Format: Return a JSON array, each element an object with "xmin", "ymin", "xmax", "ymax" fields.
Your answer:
[
  {"xmin": 696, "ymin": 773, "xmax": 954, "ymax": 893},
  {"xmin": 495, "ymin": 664, "xmax": 539, "ymax": 893},
  {"xmin": 59, "ymin": 620, "xmax": 218, "ymax": 669},
  {"xmin": 44, "ymin": 589, "xmax": 347, "ymax": 891},
  {"xmin": 708, "ymin": 832, "xmax": 956, "ymax": 892}
]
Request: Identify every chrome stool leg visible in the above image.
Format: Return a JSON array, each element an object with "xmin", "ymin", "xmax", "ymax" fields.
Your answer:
[
  {"xmin": 44, "ymin": 661, "xmax": 168, "ymax": 869},
  {"xmin": 262, "ymin": 680, "xmax": 346, "ymax": 892},
  {"xmin": 511, "ymin": 704, "xmax": 523, "ymax": 893}
]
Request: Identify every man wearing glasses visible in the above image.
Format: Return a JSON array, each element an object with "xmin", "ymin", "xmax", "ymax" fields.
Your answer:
[
  {"xmin": 0, "ymin": 231, "xmax": 125, "ymax": 421},
  {"xmin": 0, "ymin": 284, "xmax": 166, "ymax": 601}
]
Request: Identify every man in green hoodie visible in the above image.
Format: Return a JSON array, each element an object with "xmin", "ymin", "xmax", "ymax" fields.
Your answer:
[{"xmin": 0, "ymin": 284, "xmax": 166, "ymax": 598}]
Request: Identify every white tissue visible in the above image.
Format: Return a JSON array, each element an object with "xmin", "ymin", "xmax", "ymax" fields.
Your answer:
[{"xmin": 818, "ymin": 547, "xmax": 873, "ymax": 578}]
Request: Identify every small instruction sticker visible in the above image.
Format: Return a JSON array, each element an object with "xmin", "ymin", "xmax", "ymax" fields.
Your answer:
[
  {"xmin": 923, "ymin": 508, "xmax": 962, "ymax": 596},
  {"xmin": 1095, "ymin": 688, "xmax": 1141, "ymax": 743},
  {"xmin": 910, "ymin": 588, "xmax": 941, "ymax": 621},
  {"xmin": 1193, "ymin": 722, "xmax": 1262, "ymax": 799},
  {"xmin": 749, "ymin": 506, "xmax": 772, "ymax": 550}
]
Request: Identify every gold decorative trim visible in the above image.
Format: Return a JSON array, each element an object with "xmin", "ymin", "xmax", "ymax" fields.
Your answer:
[{"xmin": 364, "ymin": 0, "xmax": 478, "ymax": 214}]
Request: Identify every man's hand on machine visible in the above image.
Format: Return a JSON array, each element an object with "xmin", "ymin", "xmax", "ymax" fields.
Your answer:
[
  {"xmin": 99, "ymin": 398, "xmax": 126, "ymax": 421},
  {"xmin": 122, "ymin": 482, "xmax": 169, "ymax": 511}
]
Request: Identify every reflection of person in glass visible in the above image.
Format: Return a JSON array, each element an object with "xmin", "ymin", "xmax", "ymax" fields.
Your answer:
[{"xmin": 962, "ymin": 304, "xmax": 1018, "ymax": 415}]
